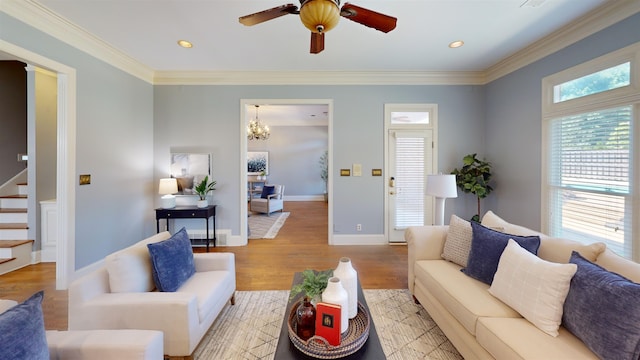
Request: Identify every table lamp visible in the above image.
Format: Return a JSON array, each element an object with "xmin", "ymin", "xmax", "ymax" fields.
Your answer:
[
  {"xmin": 426, "ymin": 174, "xmax": 458, "ymax": 226},
  {"xmin": 159, "ymin": 178, "xmax": 178, "ymax": 209}
]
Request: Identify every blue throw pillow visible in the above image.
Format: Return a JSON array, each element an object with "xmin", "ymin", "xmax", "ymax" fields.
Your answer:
[
  {"xmin": 0, "ymin": 291, "xmax": 49, "ymax": 360},
  {"xmin": 147, "ymin": 227, "xmax": 196, "ymax": 292},
  {"xmin": 261, "ymin": 185, "xmax": 275, "ymax": 199},
  {"xmin": 562, "ymin": 251, "xmax": 640, "ymax": 360},
  {"xmin": 462, "ymin": 222, "xmax": 540, "ymax": 285}
]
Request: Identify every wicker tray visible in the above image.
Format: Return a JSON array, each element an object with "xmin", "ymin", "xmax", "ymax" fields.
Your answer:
[{"xmin": 287, "ymin": 302, "xmax": 370, "ymax": 359}]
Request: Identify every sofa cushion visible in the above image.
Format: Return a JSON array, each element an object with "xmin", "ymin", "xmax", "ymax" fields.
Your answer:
[
  {"xmin": 562, "ymin": 252, "xmax": 640, "ymax": 360},
  {"xmin": 595, "ymin": 248, "xmax": 640, "ymax": 283},
  {"xmin": 538, "ymin": 237, "xmax": 605, "ymax": 264},
  {"xmin": 415, "ymin": 259, "xmax": 521, "ymax": 335},
  {"xmin": 0, "ymin": 291, "xmax": 49, "ymax": 360},
  {"xmin": 148, "ymin": 227, "xmax": 196, "ymax": 292},
  {"xmin": 481, "ymin": 210, "xmax": 544, "ymax": 237},
  {"xmin": 489, "ymin": 239, "xmax": 577, "ymax": 337},
  {"xmin": 463, "ymin": 222, "xmax": 540, "ymax": 285},
  {"xmin": 179, "ymin": 270, "xmax": 235, "ymax": 323},
  {"xmin": 442, "ymin": 214, "xmax": 473, "ymax": 267},
  {"xmin": 476, "ymin": 317, "xmax": 599, "ymax": 360},
  {"xmin": 105, "ymin": 231, "xmax": 171, "ymax": 293}
]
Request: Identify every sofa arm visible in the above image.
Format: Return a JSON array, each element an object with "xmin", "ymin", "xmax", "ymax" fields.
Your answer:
[
  {"xmin": 194, "ymin": 252, "xmax": 235, "ymax": 272},
  {"xmin": 405, "ymin": 225, "xmax": 448, "ymax": 294}
]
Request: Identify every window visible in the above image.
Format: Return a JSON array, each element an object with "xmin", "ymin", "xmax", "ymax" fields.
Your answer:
[{"xmin": 542, "ymin": 42, "xmax": 640, "ymax": 261}]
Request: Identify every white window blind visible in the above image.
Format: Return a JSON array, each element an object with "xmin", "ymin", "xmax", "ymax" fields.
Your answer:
[
  {"xmin": 394, "ymin": 136, "xmax": 425, "ymax": 229},
  {"xmin": 548, "ymin": 106, "xmax": 632, "ymax": 257}
]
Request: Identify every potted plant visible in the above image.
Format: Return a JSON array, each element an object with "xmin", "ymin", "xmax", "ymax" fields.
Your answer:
[
  {"xmin": 194, "ymin": 175, "xmax": 216, "ymax": 208},
  {"xmin": 319, "ymin": 150, "xmax": 328, "ymax": 202},
  {"xmin": 451, "ymin": 153, "xmax": 493, "ymax": 222},
  {"xmin": 289, "ymin": 269, "xmax": 333, "ymax": 340},
  {"xmin": 289, "ymin": 269, "xmax": 333, "ymax": 304}
]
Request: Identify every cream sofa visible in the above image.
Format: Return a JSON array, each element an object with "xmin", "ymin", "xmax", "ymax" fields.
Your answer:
[
  {"xmin": 406, "ymin": 211, "xmax": 640, "ymax": 360},
  {"xmin": 68, "ymin": 231, "xmax": 236, "ymax": 358}
]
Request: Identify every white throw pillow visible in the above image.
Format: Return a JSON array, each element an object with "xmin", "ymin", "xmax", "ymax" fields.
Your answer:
[
  {"xmin": 442, "ymin": 214, "xmax": 472, "ymax": 267},
  {"xmin": 105, "ymin": 232, "xmax": 171, "ymax": 293},
  {"xmin": 489, "ymin": 239, "xmax": 577, "ymax": 337},
  {"xmin": 105, "ymin": 245, "xmax": 156, "ymax": 293}
]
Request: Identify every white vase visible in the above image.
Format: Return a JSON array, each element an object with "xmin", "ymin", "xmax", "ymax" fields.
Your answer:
[
  {"xmin": 321, "ymin": 277, "xmax": 349, "ymax": 334},
  {"xmin": 334, "ymin": 257, "xmax": 358, "ymax": 319},
  {"xmin": 197, "ymin": 199, "xmax": 208, "ymax": 208}
]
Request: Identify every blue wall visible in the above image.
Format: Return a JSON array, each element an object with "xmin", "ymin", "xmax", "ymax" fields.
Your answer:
[{"xmin": 1, "ymin": 13, "xmax": 155, "ymax": 269}]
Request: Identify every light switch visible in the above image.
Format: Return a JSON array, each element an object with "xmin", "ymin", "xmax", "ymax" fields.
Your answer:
[{"xmin": 353, "ymin": 163, "xmax": 362, "ymax": 177}]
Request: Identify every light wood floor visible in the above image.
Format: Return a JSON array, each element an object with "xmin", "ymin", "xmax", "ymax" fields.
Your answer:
[{"xmin": 0, "ymin": 201, "xmax": 407, "ymax": 331}]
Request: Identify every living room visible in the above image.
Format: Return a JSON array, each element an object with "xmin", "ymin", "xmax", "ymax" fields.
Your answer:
[{"xmin": 1, "ymin": 1, "xmax": 640, "ymax": 358}]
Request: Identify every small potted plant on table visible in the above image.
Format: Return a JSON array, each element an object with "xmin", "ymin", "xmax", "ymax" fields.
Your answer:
[
  {"xmin": 194, "ymin": 176, "xmax": 216, "ymax": 208},
  {"xmin": 289, "ymin": 269, "xmax": 333, "ymax": 340}
]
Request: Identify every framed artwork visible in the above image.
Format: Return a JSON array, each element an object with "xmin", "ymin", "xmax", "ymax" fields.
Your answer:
[
  {"xmin": 247, "ymin": 151, "xmax": 269, "ymax": 175},
  {"xmin": 170, "ymin": 153, "xmax": 211, "ymax": 195}
]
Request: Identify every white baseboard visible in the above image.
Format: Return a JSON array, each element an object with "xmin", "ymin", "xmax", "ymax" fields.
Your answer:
[{"xmin": 331, "ymin": 234, "xmax": 387, "ymax": 245}]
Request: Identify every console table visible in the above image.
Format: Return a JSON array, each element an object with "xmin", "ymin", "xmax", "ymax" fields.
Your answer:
[{"xmin": 155, "ymin": 205, "xmax": 217, "ymax": 251}]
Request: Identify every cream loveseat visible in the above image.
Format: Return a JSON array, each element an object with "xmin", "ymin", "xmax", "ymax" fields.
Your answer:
[
  {"xmin": 68, "ymin": 229, "xmax": 236, "ymax": 358},
  {"xmin": 407, "ymin": 211, "xmax": 640, "ymax": 360},
  {"xmin": 1, "ymin": 294, "xmax": 164, "ymax": 359}
]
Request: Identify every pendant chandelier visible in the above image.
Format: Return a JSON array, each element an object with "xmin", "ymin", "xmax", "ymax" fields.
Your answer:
[{"xmin": 247, "ymin": 105, "xmax": 270, "ymax": 140}]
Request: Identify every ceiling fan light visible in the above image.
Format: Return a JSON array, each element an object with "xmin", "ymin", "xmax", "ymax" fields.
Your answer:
[{"xmin": 300, "ymin": 0, "xmax": 340, "ymax": 33}]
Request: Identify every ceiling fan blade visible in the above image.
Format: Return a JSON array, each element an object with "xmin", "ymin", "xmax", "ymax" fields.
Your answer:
[
  {"xmin": 239, "ymin": 4, "xmax": 298, "ymax": 26},
  {"xmin": 340, "ymin": 3, "xmax": 397, "ymax": 33},
  {"xmin": 310, "ymin": 32, "xmax": 325, "ymax": 54}
]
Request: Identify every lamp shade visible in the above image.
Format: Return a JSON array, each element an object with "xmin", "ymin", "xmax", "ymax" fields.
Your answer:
[
  {"xmin": 158, "ymin": 178, "xmax": 178, "ymax": 195},
  {"xmin": 426, "ymin": 174, "xmax": 458, "ymax": 199}
]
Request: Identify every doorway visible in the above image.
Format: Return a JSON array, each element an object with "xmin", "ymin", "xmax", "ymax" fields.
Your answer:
[
  {"xmin": 384, "ymin": 104, "xmax": 438, "ymax": 243},
  {"xmin": 0, "ymin": 40, "xmax": 77, "ymax": 290},
  {"xmin": 240, "ymin": 99, "xmax": 333, "ymax": 244}
]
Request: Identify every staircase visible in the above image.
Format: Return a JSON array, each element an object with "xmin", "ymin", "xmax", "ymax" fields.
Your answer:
[{"xmin": 0, "ymin": 183, "xmax": 33, "ymax": 275}]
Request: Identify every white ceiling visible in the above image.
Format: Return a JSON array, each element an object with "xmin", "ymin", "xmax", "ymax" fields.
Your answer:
[{"xmin": 33, "ymin": 0, "xmax": 608, "ymax": 73}]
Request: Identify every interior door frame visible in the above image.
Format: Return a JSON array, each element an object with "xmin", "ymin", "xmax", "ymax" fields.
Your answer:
[
  {"xmin": 384, "ymin": 104, "xmax": 438, "ymax": 243},
  {"xmin": 1, "ymin": 40, "xmax": 77, "ymax": 289},
  {"xmin": 239, "ymin": 99, "xmax": 334, "ymax": 245}
]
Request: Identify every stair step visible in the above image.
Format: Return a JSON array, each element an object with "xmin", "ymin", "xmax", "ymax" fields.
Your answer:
[
  {"xmin": 0, "ymin": 211, "xmax": 27, "ymax": 223},
  {"xmin": 0, "ymin": 196, "xmax": 27, "ymax": 209},
  {"xmin": 0, "ymin": 208, "xmax": 27, "ymax": 213},
  {"xmin": 0, "ymin": 240, "xmax": 33, "ymax": 248},
  {"xmin": 17, "ymin": 183, "xmax": 28, "ymax": 196},
  {"xmin": 0, "ymin": 194, "xmax": 27, "ymax": 199},
  {"xmin": 0, "ymin": 240, "xmax": 33, "ymax": 275},
  {"xmin": 0, "ymin": 223, "xmax": 28, "ymax": 230}
]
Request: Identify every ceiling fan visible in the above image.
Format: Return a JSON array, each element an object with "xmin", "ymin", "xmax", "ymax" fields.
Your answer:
[{"xmin": 239, "ymin": 0, "xmax": 397, "ymax": 54}]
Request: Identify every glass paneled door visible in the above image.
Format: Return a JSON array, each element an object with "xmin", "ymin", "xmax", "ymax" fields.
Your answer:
[{"xmin": 385, "ymin": 104, "xmax": 437, "ymax": 243}]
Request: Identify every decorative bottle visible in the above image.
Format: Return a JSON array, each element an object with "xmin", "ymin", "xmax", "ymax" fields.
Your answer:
[
  {"xmin": 296, "ymin": 297, "xmax": 316, "ymax": 340},
  {"xmin": 334, "ymin": 257, "xmax": 358, "ymax": 318},
  {"xmin": 321, "ymin": 277, "xmax": 349, "ymax": 334}
]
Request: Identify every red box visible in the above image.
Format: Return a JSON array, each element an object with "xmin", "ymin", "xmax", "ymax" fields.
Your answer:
[{"xmin": 315, "ymin": 302, "xmax": 341, "ymax": 346}]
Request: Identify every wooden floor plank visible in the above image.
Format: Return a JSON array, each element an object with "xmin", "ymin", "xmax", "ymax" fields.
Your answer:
[{"xmin": 0, "ymin": 201, "xmax": 407, "ymax": 331}]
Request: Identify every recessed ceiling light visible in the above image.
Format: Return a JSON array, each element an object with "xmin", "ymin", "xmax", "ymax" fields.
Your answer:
[
  {"xmin": 177, "ymin": 40, "xmax": 193, "ymax": 48},
  {"xmin": 449, "ymin": 40, "xmax": 464, "ymax": 49}
]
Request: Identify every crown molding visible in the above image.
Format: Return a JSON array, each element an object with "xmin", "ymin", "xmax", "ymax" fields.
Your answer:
[
  {"xmin": 485, "ymin": 0, "xmax": 640, "ymax": 83},
  {"xmin": 153, "ymin": 70, "xmax": 487, "ymax": 86},
  {"xmin": 2, "ymin": 1, "xmax": 638, "ymax": 86},
  {"xmin": 1, "ymin": 0, "xmax": 154, "ymax": 83}
]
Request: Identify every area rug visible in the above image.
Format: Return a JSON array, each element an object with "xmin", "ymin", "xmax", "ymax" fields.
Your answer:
[
  {"xmin": 193, "ymin": 289, "xmax": 462, "ymax": 359},
  {"xmin": 248, "ymin": 212, "xmax": 290, "ymax": 239}
]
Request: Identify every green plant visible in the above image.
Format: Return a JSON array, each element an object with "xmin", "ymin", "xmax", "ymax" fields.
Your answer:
[
  {"xmin": 194, "ymin": 175, "xmax": 216, "ymax": 200},
  {"xmin": 289, "ymin": 269, "xmax": 333, "ymax": 302},
  {"xmin": 451, "ymin": 153, "xmax": 493, "ymax": 222},
  {"xmin": 319, "ymin": 150, "xmax": 328, "ymax": 192}
]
